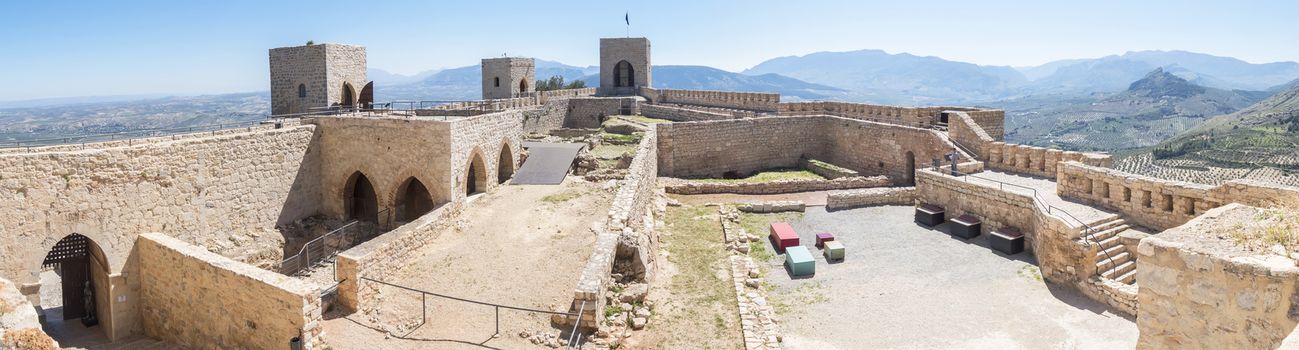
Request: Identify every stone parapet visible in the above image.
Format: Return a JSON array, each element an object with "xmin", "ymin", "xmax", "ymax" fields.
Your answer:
[
  {"xmin": 664, "ymin": 175, "xmax": 891, "ymax": 195},
  {"xmin": 825, "ymin": 187, "xmax": 916, "ymax": 210},
  {"xmin": 638, "ymin": 103, "xmax": 735, "ymax": 122},
  {"xmin": 646, "ymin": 88, "xmax": 779, "ymax": 112},
  {"xmin": 984, "ymin": 142, "xmax": 1111, "ymax": 179}
]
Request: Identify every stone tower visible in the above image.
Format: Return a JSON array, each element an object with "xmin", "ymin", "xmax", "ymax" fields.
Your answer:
[
  {"xmin": 269, "ymin": 43, "xmax": 371, "ymax": 115},
  {"xmin": 481, "ymin": 57, "xmax": 536, "ymax": 100},
  {"xmin": 599, "ymin": 38, "xmax": 651, "ymax": 96}
]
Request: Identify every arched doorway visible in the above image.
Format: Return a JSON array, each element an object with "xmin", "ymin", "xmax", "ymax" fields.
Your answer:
[
  {"xmin": 341, "ymin": 83, "xmax": 356, "ymax": 107},
  {"xmin": 359, "ymin": 82, "xmax": 374, "ymax": 109},
  {"xmin": 614, "ymin": 60, "xmax": 635, "ymax": 87},
  {"xmin": 396, "ymin": 177, "xmax": 435, "ymax": 222},
  {"xmin": 904, "ymin": 151, "xmax": 917, "ymax": 186},
  {"xmin": 497, "ymin": 143, "xmax": 515, "ymax": 184},
  {"xmin": 344, "ymin": 171, "xmax": 379, "ymax": 223},
  {"xmin": 466, "ymin": 152, "xmax": 487, "ymax": 196},
  {"xmin": 38, "ymin": 233, "xmax": 110, "ymax": 340},
  {"xmin": 518, "ymin": 79, "xmax": 528, "ymax": 94}
]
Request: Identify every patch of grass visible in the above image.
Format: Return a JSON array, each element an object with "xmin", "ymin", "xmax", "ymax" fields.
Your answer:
[
  {"xmin": 620, "ymin": 115, "xmax": 672, "ymax": 124},
  {"xmin": 1232, "ymin": 208, "xmax": 1299, "ymax": 253},
  {"xmin": 591, "ymin": 143, "xmax": 636, "ymax": 159},
  {"xmin": 600, "ymin": 132, "xmax": 643, "ymax": 144},
  {"xmin": 604, "ymin": 304, "xmax": 624, "ymax": 319},
  {"xmin": 1019, "ymin": 265, "xmax": 1043, "ymax": 282},
  {"xmin": 655, "ymin": 204, "xmax": 743, "ymax": 348},
  {"xmin": 807, "ymin": 159, "xmax": 853, "ymax": 174},
  {"xmin": 541, "ymin": 189, "xmax": 585, "ymax": 203},
  {"xmin": 693, "ymin": 169, "xmax": 826, "ymax": 184}
]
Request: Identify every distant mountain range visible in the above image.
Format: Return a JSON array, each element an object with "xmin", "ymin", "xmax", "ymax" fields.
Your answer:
[
  {"xmin": 995, "ymin": 68, "xmax": 1267, "ymax": 150},
  {"xmin": 377, "ymin": 61, "xmax": 844, "ymax": 101}
]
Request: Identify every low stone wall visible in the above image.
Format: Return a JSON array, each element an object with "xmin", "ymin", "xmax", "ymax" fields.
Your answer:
[
  {"xmin": 638, "ymin": 103, "xmax": 733, "ymax": 122},
  {"xmin": 1136, "ymin": 204, "xmax": 1299, "ymax": 349},
  {"xmin": 800, "ymin": 158, "xmax": 860, "ymax": 179},
  {"xmin": 1058, "ymin": 161, "xmax": 1299, "ymax": 231},
  {"xmin": 646, "ymin": 88, "xmax": 779, "ymax": 112},
  {"xmin": 664, "ymin": 175, "xmax": 891, "ymax": 195},
  {"xmin": 825, "ymin": 187, "xmax": 916, "ymax": 210},
  {"xmin": 737, "ymin": 200, "xmax": 806, "ymax": 213},
  {"xmin": 136, "ymin": 233, "xmax": 323, "ymax": 350},
  {"xmin": 984, "ymin": 142, "xmax": 1112, "ymax": 179},
  {"xmin": 563, "ymin": 126, "xmax": 660, "ymax": 330},
  {"xmin": 334, "ymin": 205, "xmax": 457, "ymax": 312},
  {"xmin": 0, "ymin": 278, "xmax": 57, "ymax": 349},
  {"xmin": 778, "ymin": 102, "xmax": 997, "ymax": 130},
  {"xmin": 538, "ymin": 87, "xmax": 597, "ymax": 100}
]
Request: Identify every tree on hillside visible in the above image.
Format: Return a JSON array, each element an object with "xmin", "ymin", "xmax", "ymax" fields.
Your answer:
[{"xmin": 535, "ymin": 76, "xmax": 587, "ymax": 91}]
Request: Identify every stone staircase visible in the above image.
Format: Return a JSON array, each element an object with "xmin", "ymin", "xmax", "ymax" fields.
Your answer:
[{"xmin": 1084, "ymin": 218, "xmax": 1138, "ymax": 286}]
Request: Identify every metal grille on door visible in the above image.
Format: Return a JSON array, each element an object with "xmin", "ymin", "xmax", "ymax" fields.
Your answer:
[{"xmin": 43, "ymin": 233, "xmax": 90, "ymax": 269}]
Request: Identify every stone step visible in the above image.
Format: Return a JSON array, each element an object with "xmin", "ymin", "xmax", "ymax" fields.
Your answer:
[
  {"xmin": 1095, "ymin": 251, "xmax": 1131, "ymax": 271},
  {"xmin": 1096, "ymin": 245, "xmax": 1127, "ymax": 259},
  {"xmin": 1115, "ymin": 269, "xmax": 1138, "ymax": 285},
  {"xmin": 1087, "ymin": 224, "xmax": 1130, "ymax": 243},
  {"xmin": 1102, "ymin": 260, "xmax": 1136, "ymax": 280},
  {"xmin": 1097, "ymin": 235, "xmax": 1124, "ymax": 251},
  {"xmin": 1088, "ymin": 218, "xmax": 1126, "ymax": 232}
]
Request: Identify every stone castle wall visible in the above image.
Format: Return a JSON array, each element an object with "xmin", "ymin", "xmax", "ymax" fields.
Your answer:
[
  {"xmin": 448, "ymin": 110, "xmax": 525, "ymax": 201},
  {"xmin": 825, "ymin": 187, "xmax": 917, "ymax": 210},
  {"xmin": 638, "ymin": 103, "xmax": 734, "ymax": 122},
  {"xmin": 137, "ymin": 233, "xmax": 323, "ymax": 350},
  {"xmin": 985, "ymin": 142, "xmax": 1112, "ymax": 179},
  {"xmin": 655, "ymin": 115, "xmax": 966, "ymax": 185},
  {"xmin": 1058, "ymin": 161, "xmax": 1299, "ymax": 231},
  {"xmin": 664, "ymin": 176, "xmax": 890, "ymax": 195},
  {"xmin": 312, "ymin": 117, "xmax": 452, "ymax": 222},
  {"xmin": 599, "ymin": 38, "xmax": 651, "ymax": 96},
  {"xmin": 645, "ymin": 88, "xmax": 780, "ymax": 112},
  {"xmin": 565, "ymin": 97, "xmax": 636, "ymax": 129},
  {"xmin": 1135, "ymin": 204, "xmax": 1299, "ymax": 349}
]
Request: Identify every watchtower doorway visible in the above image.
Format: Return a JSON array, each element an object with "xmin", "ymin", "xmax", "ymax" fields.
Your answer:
[
  {"xmin": 38, "ymin": 233, "xmax": 109, "ymax": 338},
  {"xmin": 344, "ymin": 171, "xmax": 379, "ymax": 223},
  {"xmin": 519, "ymin": 80, "xmax": 528, "ymax": 94},
  {"xmin": 498, "ymin": 144, "xmax": 515, "ymax": 184},
  {"xmin": 614, "ymin": 60, "xmax": 635, "ymax": 87},
  {"xmin": 342, "ymin": 83, "xmax": 356, "ymax": 107},
  {"xmin": 359, "ymin": 82, "xmax": 374, "ymax": 109}
]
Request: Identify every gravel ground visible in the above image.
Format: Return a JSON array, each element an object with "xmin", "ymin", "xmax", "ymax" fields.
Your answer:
[{"xmin": 756, "ymin": 206, "xmax": 1137, "ymax": 349}]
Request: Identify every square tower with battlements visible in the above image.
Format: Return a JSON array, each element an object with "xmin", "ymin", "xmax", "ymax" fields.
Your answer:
[
  {"xmin": 269, "ymin": 43, "xmax": 371, "ymax": 115},
  {"xmin": 481, "ymin": 57, "xmax": 536, "ymax": 100},
  {"xmin": 599, "ymin": 38, "xmax": 651, "ymax": 96}
]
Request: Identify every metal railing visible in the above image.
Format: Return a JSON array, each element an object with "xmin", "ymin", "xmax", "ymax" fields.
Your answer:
[
  {"xmin": 360, "ymin": 277, "xmax": 587, "ymax": 349},
  {"xmin": 279, "ymin": 208, "xmax": 392, "ymax": 276},
  {"xmin": 938, "ymin": 167, "xmax": 1118, "ymax": 271},
  {"xmin": 0, "ymin": 120, "xmax": 267, "ymax": 150}
]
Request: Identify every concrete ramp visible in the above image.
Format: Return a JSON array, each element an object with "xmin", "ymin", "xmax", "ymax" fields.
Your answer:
[{"xmin": 512, "ymin": 142, "xmax": 587, "ymax": 185}]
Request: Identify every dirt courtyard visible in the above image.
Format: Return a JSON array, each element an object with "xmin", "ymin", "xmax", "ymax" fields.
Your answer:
[
  {"xmin": 751, "ymin": 206, "xmax": 1138, "ymax": 349},
  {"xmin": 323, "ymin": 179, "xmax": 614, "ymax": 349}
]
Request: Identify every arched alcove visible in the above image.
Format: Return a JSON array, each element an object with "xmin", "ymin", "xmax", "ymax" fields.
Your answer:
[
  {"xmin": 614, "ymin": 60, "xmax": 635, "ymax": 87},
  {"xmin": 341, "ymin": 83, "xmax": 356, "ymax": 106},
  {"xmin": 519, "ymin": 79, "xmax": 528, "ymax": 94},
  {"xmin": 344, "ymin": 171, "xmax": 379, "ymax": 222},
  {"xmin": 359, "ymin": 82, "xmax": 374, "ymax": 108},
  {"xmin": 466, "ymin": 151, "xmax": 487, "ymax": 196},
  {"xmin": 497, "ymin": 142, "xmax": 515, "ymax": 184},
  {"xmin": 905, "ymin": 151, "xmax": 917, "ymax": 186},
  {"xmin": 395, "ymin": 177, "xmax": 435, "ymax": 222}
]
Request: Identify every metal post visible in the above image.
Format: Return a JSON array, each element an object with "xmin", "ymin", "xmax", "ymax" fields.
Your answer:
[{"xmin": 495, "ymin": 306, "xmax": 500, "ymax": 336}]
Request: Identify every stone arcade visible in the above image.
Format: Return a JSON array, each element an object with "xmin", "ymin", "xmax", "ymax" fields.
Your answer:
[{"xmin": 1, "ymin": 37, "xmax": 1298, "ymax": 350}]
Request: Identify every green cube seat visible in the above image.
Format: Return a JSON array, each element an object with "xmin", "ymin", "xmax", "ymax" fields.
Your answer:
[
  {"xmin": 785, "ymin": 246, "xmax": 816, "ymax": 277},
  {"xmin": 823, "ymin": 240, "xmax": 845, "ymax": 261}
]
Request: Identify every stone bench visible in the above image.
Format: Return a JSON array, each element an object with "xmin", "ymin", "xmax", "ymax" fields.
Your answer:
[
  {"xmin": 915, "ymin": 203, "xmax": 945, "ymax": 227},
  {"xmin": 823, "ymin": 240, "xmax": 845, "ymax": 262},
  {"xmin": 990, "ymin": 227, "xmax": 1024, "ymax": 255},
  {"xmin": 785, "ymin": 246, "xmax": 815, "ymax": 277},
  {"xmin": 950, "ymin": 214, "xmax": 982, "ymax": 239}
]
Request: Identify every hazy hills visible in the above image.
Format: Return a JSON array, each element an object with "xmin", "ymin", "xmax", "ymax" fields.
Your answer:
[{"xmin": 996, "ymin": 68, "xmax": 1266, "ymax": 150}]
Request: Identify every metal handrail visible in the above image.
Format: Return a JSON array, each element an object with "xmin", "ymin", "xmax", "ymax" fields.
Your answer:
[
  {"xmin": 940, "ymin": 168, "xmax": 1117, "ymax": 272},
  {"xmin": 280, "ymin": 208, "xmax": 392, "ymax": 275},
  {"xmin": 360, "ymin": 277, "xmax": 585, "ymax": 348}
]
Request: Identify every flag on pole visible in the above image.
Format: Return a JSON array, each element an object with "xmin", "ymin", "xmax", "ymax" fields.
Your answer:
[{"xmin": 625, "ymin": 13, "xmax": 629, "ymax": 25}]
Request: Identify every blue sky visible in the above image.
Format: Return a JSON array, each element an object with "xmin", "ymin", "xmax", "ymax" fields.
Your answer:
[{"xmin": 3, "ymin": 0, "xmax": 1296, "ymax": 101}]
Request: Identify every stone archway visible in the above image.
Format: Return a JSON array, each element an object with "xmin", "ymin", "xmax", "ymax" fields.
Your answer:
[
  {"xmin": 497, "ymin": 142, "xmax": 515, "ymax": 185},
  {"xmin": 359, "ymin": 82, "xmax": 374, "ymax": 108},
  {"xmin": 614, "ymin": 60, "xmax": 635, "ymax": 87},
  {"xmin": 37, "ymin": 233, "xmax": 111, "ymax": 341},
  {"xmin": 519, "ymin": 79, "xmax": 528, "ymax": 94},
  {"xmin": 344, "ymin": 171, "xmax": 379, "ymax": 223},
  {"xmin": 466, "ymin": 151, "xmax": 487, "ymax": 196},
  {"xmin": 395, "ymin": 177, "xmax": 435, "ymax": 222}
]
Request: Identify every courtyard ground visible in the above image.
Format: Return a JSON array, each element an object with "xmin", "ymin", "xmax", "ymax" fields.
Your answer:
[
  {"xmin": 322, "ymin": 179, "xmax": 613, "ymax": 349},
  {"xmin": 746, "ymin": 205, "xmax": 1138, "ymax": 349}
]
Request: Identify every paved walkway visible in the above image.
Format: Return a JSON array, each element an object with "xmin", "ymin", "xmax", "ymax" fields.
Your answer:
[
  {"xmin": 960, "ymin": 170, "xmax": 1117, "ymax": 225},
  {"xmin": 761, "ymin": 206, "xmax": 1137, "ymax": 349}
]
